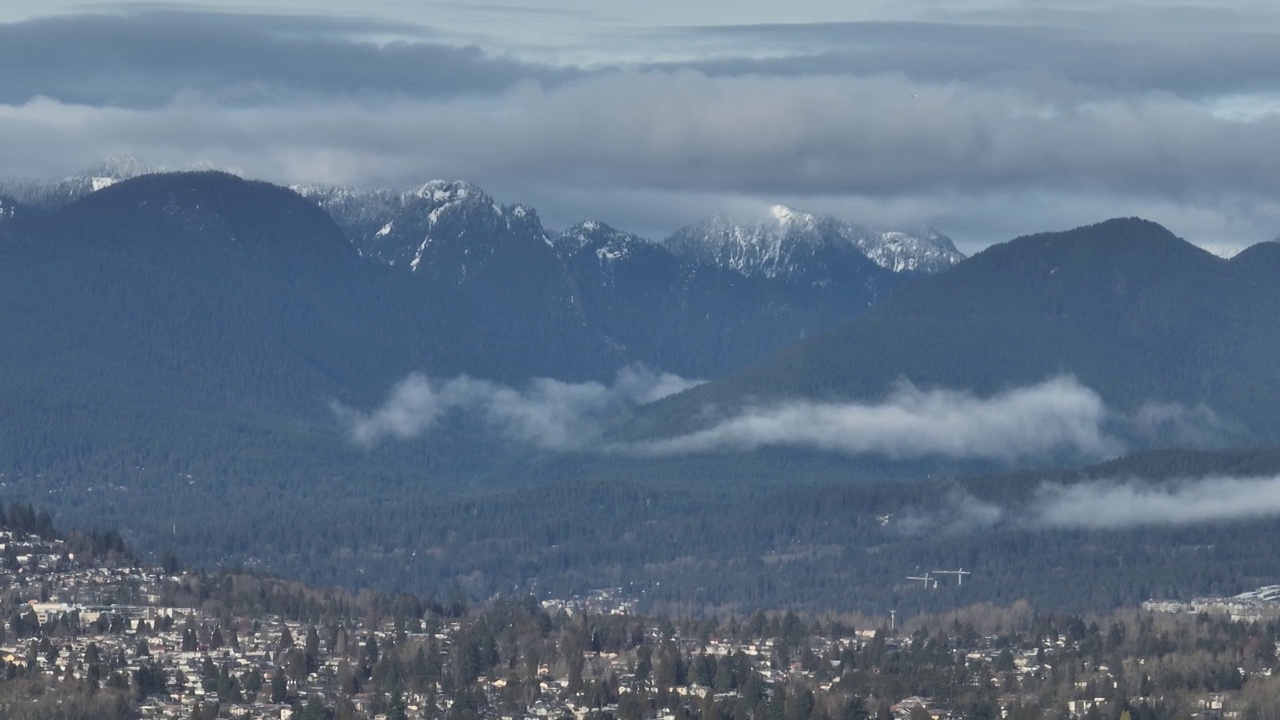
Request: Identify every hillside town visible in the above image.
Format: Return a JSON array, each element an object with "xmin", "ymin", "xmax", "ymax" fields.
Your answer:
[
  {"xmin": 4, "ymin": 513, "xmax": 1280, "ymax": 720},
  {"xmin": 1142, "ymin": 587, "xmax": 1280, "ymax": 624}
]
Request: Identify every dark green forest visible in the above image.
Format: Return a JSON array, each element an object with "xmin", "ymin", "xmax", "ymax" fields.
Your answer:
[
  {"xmin": 6, "ymin": 175, "xmax": 1280, "ymax": 618},
  {"xmin": 7, "ymin": 440, "xmax": 1280, "ymax": 616}
]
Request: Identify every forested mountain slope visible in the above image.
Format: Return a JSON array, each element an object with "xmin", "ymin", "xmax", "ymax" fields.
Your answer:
[{"xmin": 639, "ymin": 218, "xmax": 1280, "ymax": 441}]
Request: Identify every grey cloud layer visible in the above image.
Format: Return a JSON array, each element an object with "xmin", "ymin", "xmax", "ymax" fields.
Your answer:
[
  {"xmin": 10, "ymin": 10, "xmax": 1280, "ymax": 107},
  {"xmin": 7, "ymin": 71, "xmax": 1280, "ymax": 199},
  {"xmin": 0, "ymin": 10, "xmax": 573, "ymax": 107},
  {"xmin": 678, "ymin": 19, "xmax": 1280, "ymax": 99},
  {"xmin": 5, "ymin": 7, "xmax": 1280, "ymax": 248}
]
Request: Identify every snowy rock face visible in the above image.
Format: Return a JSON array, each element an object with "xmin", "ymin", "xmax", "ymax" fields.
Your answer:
[
  {"xmin": 302, "ymin": 183, "xmax": 939, "ymax": 376},
  {"xmin": 300, "ymin": 180, "xmax": 594, "ymax": 357},
  {"xmin": 663, "ymin": 206, "xmax": 964, "ymax": 280},
  {"xmin": 554, "ymin": 221, "xmax": 683, "ymax": 294},
  {"xmin": 0, "ymin": 195, "xmax": 17, "ymax": 221},
  {"xmin": 299, "ymin": 180, "xmax": 562, "ymax": 287},
  {"xmin": 556, "ymin": 221, "xmax": 669, "ymax": 268},
  {"xmin": 853, "ymin": 228, "xmax": 966, "ymax": 274},
  {"xmin": 305, "ymin": 180, "xmax": 962, "ymax": 286},
  {"xmin": 0, "ymin": 156, "xmax": 160, "ymax": 212}
]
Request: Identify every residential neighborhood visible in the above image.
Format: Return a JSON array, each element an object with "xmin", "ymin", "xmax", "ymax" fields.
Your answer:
[{"xmin": 5, "ymin": 514, "xmax": 1280, "ymax": 720}]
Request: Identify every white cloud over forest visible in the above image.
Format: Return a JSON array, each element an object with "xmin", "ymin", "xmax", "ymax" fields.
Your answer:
[{"xmin": 339, "ymin": 373, "xmax": 1227, "ymax": 463}]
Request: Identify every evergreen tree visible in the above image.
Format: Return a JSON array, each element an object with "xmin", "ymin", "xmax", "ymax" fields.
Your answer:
[{"xmin": 272, "ymin": 666, "xmax": 289, "ymax": 703}]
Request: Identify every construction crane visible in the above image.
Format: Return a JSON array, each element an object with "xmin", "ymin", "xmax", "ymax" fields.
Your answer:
[
  {"xmin": 906, "ymin": 573, "xmax": 937, "ymax": 589},
  {"xmin": 932, "ymin": 568, "xmax": 972, "ymax": 586}
]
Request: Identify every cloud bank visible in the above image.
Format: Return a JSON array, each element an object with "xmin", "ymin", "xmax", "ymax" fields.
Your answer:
[
  {"xmin": 5, "ymin": 8, "xmax": 1280, "ymax": 248},
  {"xmin": 632, "ymin": 376, "xmax": 1124, "ymax": 462},
  {"xmin": 912, "ymin": 474, "xmax": 1280, "ymax": 533},
  {"xmin": 1031, "ymin": 475, "xmax": 1280, "ymax": 529},
  {"xmin": 8, "ymin": 71, "xmax": 1280, "ymax": 201},
  {"xmin": 332, "ymin": 365, "xmax": 702, "ymax": 450},
  {"xmin": 633, "ymin": 376, "xmax": 1228, "ymax": 461},
  {"xmin": 340, "ymin": 372, "xmax": 1227, "ymax": 463},
  {"xmin": 0, "ymin": 10, "xmax": 573, "ymax": 108}
]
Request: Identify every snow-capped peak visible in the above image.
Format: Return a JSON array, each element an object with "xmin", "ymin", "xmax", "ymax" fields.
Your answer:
[
  {"xmin": 664, "ymin": 207, "xmax": 965, "ymax": 278},
  {"xmin": 417, "ymin": 179, "xmax": 487, "ymax": 206},
  {"xmin": 555, "ymin": 221, "xmax": 670, "ymax": 272},
  {"xmin": 770, "ymin": 205, "xmax": 817, "ymax": 228},
  {"xmin": 849, "ymin": 229, "xmax": 961, "ymax": 273},
  {"xmin": 82, "ymin": 154, "xmax": 153, "ymax": 181},
  {"xmin": 557, "ymin": 220, "xmax": 632, "ymax": 252}
]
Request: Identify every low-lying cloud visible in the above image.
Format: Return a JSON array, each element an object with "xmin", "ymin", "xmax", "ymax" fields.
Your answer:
[
  {"xmin": 332, "ymin": 365, "xmax": 702, "ymax": 450},
  {"xmin": 1128, "ymin": 401, "xmax": 1232, "ymax": 448},
  {"xmin": 633, "ymin": 376, "xmax": 1120, "ymax": 461},
  {"xmin": 911, "ymin": 474, "xmax": 1280, "ymax": 533},
  {"xmin": 630, "ymin": 376, "xmax": 1226, "ymax": 462},
  {"xmin": 1031, "ymin": 475, "xmax": 1280, "ymax": 529},
  {"xmin": 340, "ymin": 372, "xmax": 1228, "ymax": 464}
]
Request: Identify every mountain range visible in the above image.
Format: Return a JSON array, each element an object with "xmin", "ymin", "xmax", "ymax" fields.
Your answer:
[
  {"xmin": 642, "ymin": 217, "xmax": 1280, "ymax": 442},
  {"xmin": 3, "ymin": 163, "xmax": 953, "ymax": 380},
  {"xmin": 665, "ymin": 204, "xmax": 961, "ymax": 278},
  {"xmin": 0, "ymin": 169, "xmax": 958, "ymax": 493},
  {"xmin": 7, "ymin": 166, "xmax": 1280, "ymax": 611},
  {"xmin": 295, "ymin": 178, "xmax": 949, "ymax": 377}
]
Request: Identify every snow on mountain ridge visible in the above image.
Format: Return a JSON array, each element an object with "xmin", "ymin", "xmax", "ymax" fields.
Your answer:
[
  {"xmin": 770, "ymin": 205, "xmax": 823, "ymax": 233},
  {"xmin": 82, "ymin": 154, "xmax": 156, "ymax": 181},
  {"xmin": 273, "ymin": 176, "xmax": 962, "ymax": 281},
  {"xmin": 852, "ymin": 228, "xmax": 964, "ymax": 273},
  {"xmin": 556, "ymin": 220, "xmax": 660, "ymax": 266},
  {"xmin": 298, "ymin": 180, "xmax": 499, "ymax": 272},
  {"xmin": 770, "ymin": 204, "xmax": 801, "ymax": 224},
  {"xmin": 302, "ymin": 179, "xmax": 571, "ymax": 286},
  {"xmin": 0, "ymin": 157, "xmax": 235, "ymax": 212},
  {"xmin": 664, "ymin": 208, "xmax": 964, "ymax": 278},
  {"xmin": 1199, "ymin": 243, "xmax": 1247, "ymax": 259},
  {"xmin": 417, "ymin": 179, "xmax": 487, "ymax": 206}
]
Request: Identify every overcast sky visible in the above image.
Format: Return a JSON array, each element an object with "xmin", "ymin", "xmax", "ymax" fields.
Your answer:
[{"xmin": 3, "ymin": 1, "xmax": 1280, "ymax": 251}]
